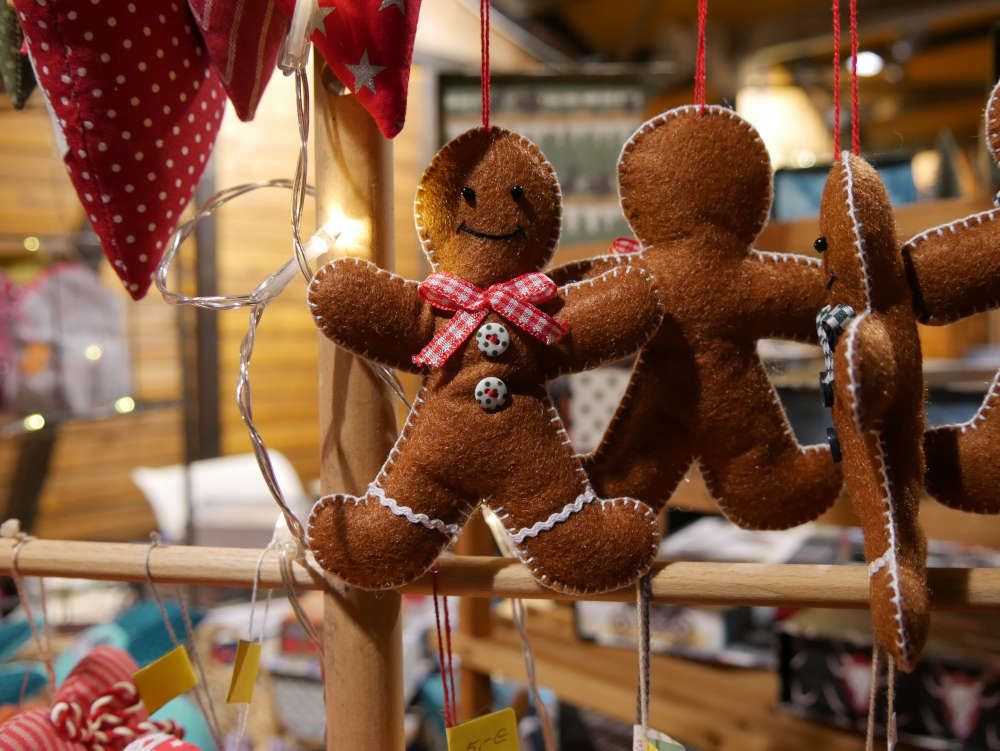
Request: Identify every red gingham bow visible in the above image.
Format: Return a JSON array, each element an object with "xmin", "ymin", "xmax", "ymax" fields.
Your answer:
[{"xmin": 412, "ymin": 272, "xmax": 567, "ymax": 368}]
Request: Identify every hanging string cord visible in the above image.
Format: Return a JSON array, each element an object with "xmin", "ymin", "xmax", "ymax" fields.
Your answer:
[
  {"xmin": 431, "ymin": 564, "xmax": 457, "ymax": 727},
  {"xmin": 636, "ymin": 573, "xmax": 652, "ymax": 749},
  {"xmin": 278, "ymin": 542, "xmax": 324, "ymax": 656},
  {"xmin": 887, "ymin": 658, "xmax": 897, "ymax": 750},
  {"xmin": 232, "ymin": 543, "xmax": 276, "ymax": 748},
  {"xmin": 481, "ymin": 0, "xmax": 491, "ymax": 128},
  {"xmin": 2, "ymin": 521, "xmax": 56, "ymax": 693},
  {"xmin": 511, "ymin": 599, "xmax": 557, "ymax": 751},
  {"xmin": 850, "ymin": 0, "xmax": 859, "ymax": 155},
  {"xmin": 865, "ymin": 645, "xmax": 881, "ymax": 751},
  {"xmin": 832, "ymin": 0, "xmax": 841, "ymax": 158},
  {"xmin": 144, "ymin": 534, "xmax": 224, "ymax": 750},
  {"xmin": 695, "ymin": 0, "xmax": 708, "ymax": 113}
]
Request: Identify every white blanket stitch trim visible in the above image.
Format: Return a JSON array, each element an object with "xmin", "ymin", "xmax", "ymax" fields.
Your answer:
[
  {"xmin": 508, "ymin": 488, "xmax": 598, "ymax": 545},
  {"xmin": 872, "ymin": 436, "xmax": 909, "ymax": 665},
  {"xmin": 367, "ymin": 483, "xmax": 462, "ymax": 538}
]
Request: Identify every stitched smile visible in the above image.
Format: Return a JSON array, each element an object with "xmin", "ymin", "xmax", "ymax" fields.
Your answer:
[{"xmin": 458, "ymin": 221, "xmax": 526, "ymax": 241}]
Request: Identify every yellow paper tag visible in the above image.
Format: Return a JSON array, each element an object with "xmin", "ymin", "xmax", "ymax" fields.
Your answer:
[
  {"xmin": 133, "ymin": 644, "xmax": 198, "ymax": 714},
  {"xmin": 446, "ymin": 708, "xmax": 519, "ymax": 751},
  {"xmin": 226, "ymin": 640, "xmax": 262, "ymax": 704}
]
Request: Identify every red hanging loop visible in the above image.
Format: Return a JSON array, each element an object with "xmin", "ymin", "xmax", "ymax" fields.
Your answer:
[
  {"xmin": 832, "ymin": 0, "xmax": 841, "ymax": 159},
  {"xmin": 431, "ymin": 563, "xmax": 458, "ymax": 727},
  {"xmin": 481, "ymin": 0, "xmax": 491, "ymax": 129},
  {"xmin": 850, "ymin": 0, "xmax": 859, "ymax": 155},
  {"xmin": 695, "ymin": 0, "xmax": 708, "ymax": 113}
]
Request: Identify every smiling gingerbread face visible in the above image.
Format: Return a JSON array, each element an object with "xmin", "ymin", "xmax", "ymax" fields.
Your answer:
[{"xmin": 415, "ymin": 127, "xmax": 562, "ymax": 287}]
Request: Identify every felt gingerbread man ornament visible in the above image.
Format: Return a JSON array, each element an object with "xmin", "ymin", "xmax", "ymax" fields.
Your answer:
[
  {"xmin": 902, "ymin": 79, "xmax": 1000, "ymax": 514},
  {"xmin": 306, "ymin": 126, "xmax": 665, "ymax": 593},
  {"xmin": 549, "ymin": 105, "xmax": 841, "ymax": 530},
  {"xmin": 816, "ymin": 153, "xmax": 928, "ymax": 672}
]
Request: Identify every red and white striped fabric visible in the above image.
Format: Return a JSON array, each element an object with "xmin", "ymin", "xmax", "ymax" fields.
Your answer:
[
  {"xmin": 412, "ymin": 272, "xmax": 567, "ymax": 368},
  {"xmin": 611, "ymin": 237, "xmax": 642, "ymax": 254},
  {"xmin": 123, "ymin": 733, "xmax": 198, "ymax": 751},
  {"xmin": 0, "ymin": 647, "xmax": 184, "ymax": 751},
  {"xmin": 12, "ymin": 0, "xmax": 225, "ymax": 299},
  {"xmin": 187, "ymin": 0, "xmax": 289, "ymax": 121}
]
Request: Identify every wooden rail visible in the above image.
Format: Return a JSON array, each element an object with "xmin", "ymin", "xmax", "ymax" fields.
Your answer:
[{"xmin": 2, "ymin": 538, "xmax": 1000, "ymax": 611}]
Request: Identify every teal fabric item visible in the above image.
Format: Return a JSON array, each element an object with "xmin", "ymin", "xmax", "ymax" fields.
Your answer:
[
  {"xmin": 0, "ymin": 620, "xmax": 32, "ymax": 663},
  {"xmin": 114, "ymin": 601, "xmax": 205, "ymax": 667},
  {"xmin": 54, "ymin": 623, "xmax": 128, "ymax": 684},
  {"xmin": 0, "ymin": 662, "xmax": 46, "ymax": 705},
  {"xmin": 0, "ymin": 5, "xmax": 35, "ymax": 109},
  {"xmin": 153, "ymin": 695, "xmax": 216, "ymax": 751}
]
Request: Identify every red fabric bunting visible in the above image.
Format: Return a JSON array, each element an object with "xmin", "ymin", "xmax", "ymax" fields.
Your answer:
[
  {"xmin": 12, "ymin": 0, "xmax": 226, "ymax": 299},
  {"xmin": 187, "ymin": 0, "xmax": 289, "ymax": 121},
  {"xmin": 273, "ymin": 0, "xmax": 421, "ymax": 139}
]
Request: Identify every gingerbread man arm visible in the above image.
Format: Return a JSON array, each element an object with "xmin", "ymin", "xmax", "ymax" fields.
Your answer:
[
  {"xmin": 833, "ymin": 313, "xmax": 897, "ymax": 430},
  {"xmin": 744, "ymin": 250, "xmax": 828, "ymax": 343},
  {"xmin": 307, "ymin": 257, "xmax": 437, "ymax": 373},
  {"xmin": 901, "ymin": 210, "xmax": 1000, "ymax": 324},
  {"xmin": 541, "ymin": 264, "xmax": 663, "ymax": 378},
  {"xmin": 545, "ymin": 253, "xmax": 626, "ymax": 286}
]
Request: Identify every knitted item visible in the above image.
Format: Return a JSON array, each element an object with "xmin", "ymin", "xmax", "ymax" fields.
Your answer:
[
  {"xmin": 0, "ymin": 4, "xmax": 35, "ymax": 109},
  {"xmin": 306, "ymin": 126, "xmax": 664, "ymax": 593}
]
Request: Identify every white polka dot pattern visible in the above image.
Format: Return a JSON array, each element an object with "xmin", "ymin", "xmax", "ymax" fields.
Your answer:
[{"xmin": 14, "ymin": 0, "xmax": 225, "ymax": 299}]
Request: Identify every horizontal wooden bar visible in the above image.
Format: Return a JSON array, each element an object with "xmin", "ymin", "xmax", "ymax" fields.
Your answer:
[{"xmin": 0, "ymin": 538, "xmax": 998, "ymax": 610}]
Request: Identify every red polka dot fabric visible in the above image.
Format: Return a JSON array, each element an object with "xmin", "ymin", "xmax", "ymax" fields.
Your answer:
[
  {"xmin": 188, "ymin": 0, "xmax": 288, "ymax": 122},
  {"xmin": 13, "ymin": 0, "xmax": 225, "ymax": 300},
  {"xmin": 274, "ymin": 0, "xmax": 422, "ymax": 139}
]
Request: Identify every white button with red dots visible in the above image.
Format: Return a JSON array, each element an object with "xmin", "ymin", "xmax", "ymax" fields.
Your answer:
[
  {"xmin": 475, "ymin": 377, "xmax": 508, "ymax": 411},
  {"xmin": 475, "ymin": 322, "xmax": 510, "ymax": 357}
]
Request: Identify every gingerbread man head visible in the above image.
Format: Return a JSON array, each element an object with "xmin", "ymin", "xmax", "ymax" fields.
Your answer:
[
  {"xmin": 619, "ymin": 105, "xmax": 772, "ymax": 254},
  {"xmin": 415, "ymin": 127, "xmax": 562, "ymax": 287}
]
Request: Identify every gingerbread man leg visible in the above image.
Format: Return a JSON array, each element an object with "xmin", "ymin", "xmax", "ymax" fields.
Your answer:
[
  {"xmin": 307, "ymin": 393, "xmax": 476, "ymax": 590},
  {"xmin": 487, "ymin": 392, "xmax": 661, "ymax": 594},
  {"xmin": 698, "ymin": 364, "xmax": 841, "ymax": 529},
  {"xmin": 924, "ymin": 371, "xmax": 1000, "ymax": 513}
]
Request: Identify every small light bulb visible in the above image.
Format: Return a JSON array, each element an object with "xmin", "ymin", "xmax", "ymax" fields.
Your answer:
[
  {"xmin": 854, "ymin": 51, "xmax": 884, "ymax": 78},
  {"xmin": 23, "ymin": 236, "xmax": 40, "ymax": 252},
  {"xmin": 23, "ymin": 414, "xmax": 45, "ymax": 431},
  {"xmin": 84, "ymin": 344, "xmax": 103, "ymax": 361},
  {"xmin": 114, "ymin": 396, "xmax": 136, "ymax": 414}
]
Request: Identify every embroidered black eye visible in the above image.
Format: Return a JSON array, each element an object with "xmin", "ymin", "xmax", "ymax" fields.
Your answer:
[
  {"xmin": 510, "ymin": 185, "xmax": 524, "ymax": 201},
  {"xmin": 461, "ymin": 186, "xmax": 476, "ymax": 207},
  {"xmin": 814, "ymin": 236, "xmax": 828, "ymax": 252}
]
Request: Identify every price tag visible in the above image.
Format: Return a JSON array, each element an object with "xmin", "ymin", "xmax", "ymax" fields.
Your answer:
[
  {"xmin": 226, "ymin": 640, "xmax": 262, "ymax": 704},
  {"xmin": 446, "ymin": 707, "xmax": 519, "ymax": 751},
  {"xmin": 633, "ymin": 725, "xmax": 684, "ymax": 751},
  {"xmin": 133, "ymin": 645, "xmax": 198, "ymax": 714}
]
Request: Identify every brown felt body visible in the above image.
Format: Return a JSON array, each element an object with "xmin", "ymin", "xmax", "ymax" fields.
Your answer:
[
  {"xmin": 901, "ymin": 80, "xmax": 1000, "ymax": 513},
  {"xmin": 820, "ymin": 154, "xmax": 928, "ymax": 672},
  {"xmin": 549, "ymin": 106, "xmax": 842, "ymax": 530},
  {"xmin": 308, "ymin": 127, "xmax": 663, "ymax": 593}
]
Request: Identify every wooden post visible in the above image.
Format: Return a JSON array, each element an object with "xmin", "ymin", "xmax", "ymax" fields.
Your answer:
[
  {"xmin": 455, "ymin": 511, "xmax": 495, "ymax": 721},
  {"xmin": 314, "ymin": 62, "xmax": 405, "ymax": 750}
]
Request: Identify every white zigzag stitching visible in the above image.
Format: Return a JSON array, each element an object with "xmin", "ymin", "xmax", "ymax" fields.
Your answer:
[
  {"xmin": 507, "ymin": 488, "xmax": 598, "ymax": 545},
  {"xmin": 367, "ymin": 483, "xmax": 462, "ymax": 539},
  {"xmin": 841, "ymin": 154, "xmax": 873, "ymax": 309}
]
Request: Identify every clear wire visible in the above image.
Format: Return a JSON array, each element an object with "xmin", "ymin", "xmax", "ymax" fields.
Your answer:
[{"xmin": 511, "ymin": 599, "xmax": 556, "ymax": 751}]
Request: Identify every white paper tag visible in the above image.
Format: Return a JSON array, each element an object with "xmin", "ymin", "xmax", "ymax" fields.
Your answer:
[{"xmin": 633, "ymin": 725, "xmax": 684, "ymax": 751}]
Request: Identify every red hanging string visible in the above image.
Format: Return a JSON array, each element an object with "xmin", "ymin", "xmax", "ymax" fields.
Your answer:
[
  {"xmin": 695, "ymin": 0, "xmax": 707, "ymax": 113},
  {"xmin": 481, "ymin": 0, "xmax": 491, "ymax": 129},
  {"xmin": 431, "ymin": 564, "xmax": 457, "ymax": 727},
  {"xmin": 832, "ymin": 0, "xmax": 840, "ymax": 159},
  {"xmin": 850, "ymin": 0, "xmax": 859, "ymax": 155}
]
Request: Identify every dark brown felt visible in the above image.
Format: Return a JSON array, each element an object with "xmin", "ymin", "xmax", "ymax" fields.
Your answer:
[
  {"xmin": 306, "ymin": 126, "xmax": 663, "ymax": 593},
  {"xmin": 548, "ymin": 106, "xmax": 842, "ymax": 530},
  {"xmin": 901, "ymin": 80, "xmax": 1000, "ymax": 513},
  {"xmin": 821, "ymin": 154, "xmax": 928, "ymax": 672}
]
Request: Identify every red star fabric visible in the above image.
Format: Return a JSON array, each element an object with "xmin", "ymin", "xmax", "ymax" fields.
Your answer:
[
  {"xmin": 187, "ymin": 0, "xmax": 289, "ymax": 121},
  {"xmin": 12, "ymin": 0, "xmax": 226, "ymax": 300},
  {"xmin": 274, "ymin": 0, "xmax": 422, "ymax": 139}
]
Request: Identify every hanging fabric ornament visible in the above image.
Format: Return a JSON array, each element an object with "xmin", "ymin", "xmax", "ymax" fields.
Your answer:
[
  {"xmin": 815, "ymin": 0, "xmax": 929, "ymax": 676},
  {"xmin": 0, "ymin": 646, "xmax": 185, "ymax": 751},
  {"xmin": 306, "ymin": 126, "xmax": 665, "ymax": 593},
  {"xmin": 11, "ymin": 0, "xmax": 226, "ymax": 299},
  {"xmin": 273, "ymin": 0, "xmax": 421, "ymax": 138},
  {"xmin": 903, "ymin": 78, "xmax": 1000, "ymax": 514},
  {"xmin": 0, "ymin": 4, "xmax": 35, "ymax": 110},
  {"xmin": 186, "ymin": 0, "xmax": 289, "ymax": 121}
]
